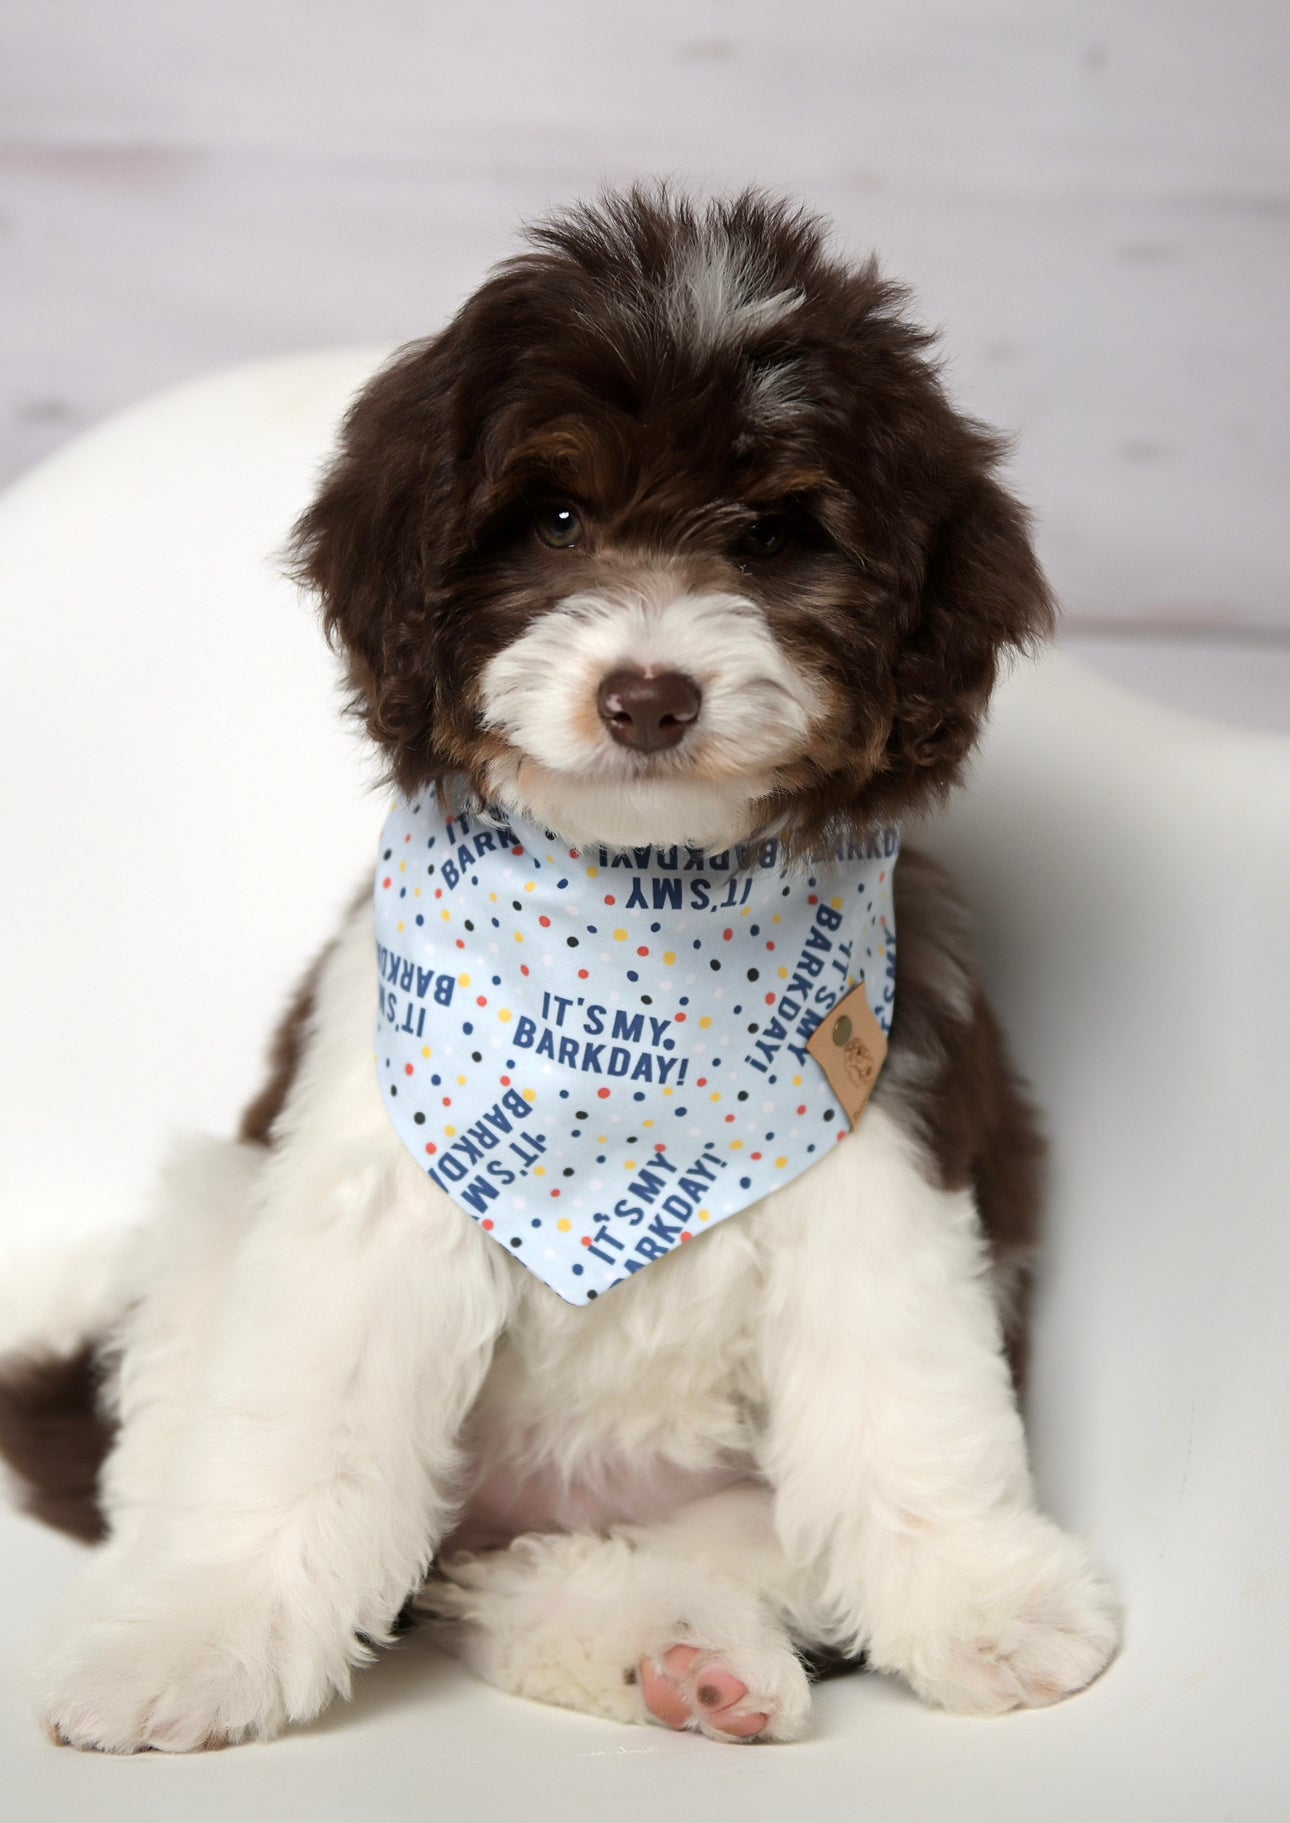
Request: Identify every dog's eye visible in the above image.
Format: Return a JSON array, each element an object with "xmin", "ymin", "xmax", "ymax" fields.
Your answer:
[
  {"xmin": 738, "ymin": 515, "xmax": 791, "ymax": 558},
  {"xmin": 534, "ymin": 504, "xmax": 583, "ymax": 550}
]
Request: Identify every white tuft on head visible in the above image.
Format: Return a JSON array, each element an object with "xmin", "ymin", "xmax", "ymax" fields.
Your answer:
[{"xmin": 667, "ymin": 232, "xmax": 802, "ymax": 356}]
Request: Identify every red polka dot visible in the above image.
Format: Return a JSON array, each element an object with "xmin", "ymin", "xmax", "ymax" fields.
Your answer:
[
  {"xmin": 697, "ymin": 1077, "xmax": 708, "ymax": 1087},
  {"xmin": 482, "ymin": 1218, "xmax": 494, "ymax": 1230},
  {"xmin": 597, "ymin": 1087, "xmax": 611, "ymax": 1099},
  {"xmin": 569, "ymin": 847, "xmax": 580, "ymax": 859},
  {"xmin": 637, "ymin": 946, "xmax": 649, "ymax": 958},
  {"xmin": 381, "ymin": 877, "xmax": 392, "ymax": 889},
  {"xmin": 456, "ymin": 938, "xmax": 466, "ymax": 949},
  {"xmin": 476, "ymin": 995, "xmax": 487, "ymax": 1006},
  {"xmin": 434, "ymin": 888, "xmax": 442, "ymax": 898},
  {"xmin": 604, "ymin": 894, "xmax": 616, "ymax": 906},
  {"xmin": 580, "ymin": 1234, "xmax": 592, "ymax": 1247},
  {"xmin": 539, "ymin": 915, "xmax": 551, "ymax": 927},
  {"xmin": 550, "ymin": 1188, "xmax": 561, "ymax": 1197},
  {"xmin": 442, "ymin": 1096, "xmax": 451, "ymax": 1106},
  {"xmin": 674, "ymin": 1011, "xmax": 687, "ymax": 1022},
  {"xmin": 751, "ymin": 1151, "xmax": 763, "ymax": 1160},
  {"xmin": 404, "ymin": 833, "xmax": 411, "ymax": 843},
  {"xmin": 797, "ymin": 1105, "xmax": 807, "ymax": 1116},
  {"xmin": 722, "ymin": 929, "xmax": 733, "ymax": 941},
  {"xmin": 578, "ymin": 968, "xmax": 589, "ymax": 980},
  {"xmin": 765, "ymin": 992, "xmax": 776, "ymax": 1005},
  {"xmin": 725, "ymin": 1113, "xmax": 735, "ymax": 1123},
  {"xmin": 520, "ymin": 964, "xmax": 530, "ymax": 976},
  {"xmin": 404, "ymin": 1063, "xmax": 414, "ymax": 1076},
  {"xmin": 512, "ymin": 845, "xmax": 524, "ymax": 856},
  {"xmin": 654, "ymin": 1142, "xmax": 667, "ymax": 1152},
  {"xmin": 680, "ymin": 1231, "xmax": 692, "ymax": 1242},
  {"xmin": 424, "ymin": 1142, "xmax": 437, "ymax": 1155}
]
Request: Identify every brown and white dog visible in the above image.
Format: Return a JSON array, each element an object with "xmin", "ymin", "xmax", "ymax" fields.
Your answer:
[{"xmin": 1, "ymin": 190, "xmax": 1119, "ymax": 1751}]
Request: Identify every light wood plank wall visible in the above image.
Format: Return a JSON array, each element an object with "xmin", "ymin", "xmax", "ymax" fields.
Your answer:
[{"xmin": 2, "ymin": 0, "xmax": 1286, "ymax": 635}]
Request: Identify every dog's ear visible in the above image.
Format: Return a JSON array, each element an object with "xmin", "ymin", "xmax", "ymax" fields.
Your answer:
[
  {"xmin": 884, "ymin": 470, "xmax": 1055, "ymax": 801},
  {"xmin": 289, "ymin": 339, "xmax": 460, "ymax": 788}
]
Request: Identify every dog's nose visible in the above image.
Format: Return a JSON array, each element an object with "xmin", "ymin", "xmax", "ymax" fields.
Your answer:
[{"xmin": 597, "ymin": 669, "xmax": 702, "ymax": 752}]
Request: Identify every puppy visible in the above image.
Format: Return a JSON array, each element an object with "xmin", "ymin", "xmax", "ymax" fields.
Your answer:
[{"xmin": 3, "ymin": 189, "xmax": 1119, "ymax": 1751}]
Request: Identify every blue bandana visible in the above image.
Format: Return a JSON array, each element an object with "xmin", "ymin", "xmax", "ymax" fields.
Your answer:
[{"xmin": 374, "ymin": 791, "xmax": 897, "ymax": 1303}]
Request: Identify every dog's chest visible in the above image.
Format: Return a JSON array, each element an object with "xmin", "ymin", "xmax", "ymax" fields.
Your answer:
[{"xmin": 452, "ymin": 1224, "xmax": 764, "ymax": 1544}]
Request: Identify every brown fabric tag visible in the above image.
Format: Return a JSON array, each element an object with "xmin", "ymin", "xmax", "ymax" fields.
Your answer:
[{"xmin": 805, "ymin": 984, "xmax": 888, "ymax": 1131}]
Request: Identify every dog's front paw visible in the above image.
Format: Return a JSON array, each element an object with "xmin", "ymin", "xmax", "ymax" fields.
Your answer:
[
  {"xmin": 869, "ymin": 1515, "xmax": 1121, "ymax": 1717},
  {"xmin": 37, "ymin": 1564, "xmax": 356, "ymax": 1753}
]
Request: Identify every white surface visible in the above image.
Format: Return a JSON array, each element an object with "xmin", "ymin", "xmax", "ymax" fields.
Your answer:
[
  {"xmin": 1, "ymin": 357, "xmax": 1289, "ymax": 1818},
  {"xmin": 2, "ymin": 0, "xmax": 1288, "ymax": 639}
]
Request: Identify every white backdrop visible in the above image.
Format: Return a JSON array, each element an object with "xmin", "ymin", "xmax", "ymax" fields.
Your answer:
[{"xmin": 2, "ymin": 0, "xmax": 1288, "ymax": 638}]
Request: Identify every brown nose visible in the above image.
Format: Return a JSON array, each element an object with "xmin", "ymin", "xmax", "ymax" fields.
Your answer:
[{"xmin": 597, "ymin": 669, "xmax": 702, "ymax": 752}]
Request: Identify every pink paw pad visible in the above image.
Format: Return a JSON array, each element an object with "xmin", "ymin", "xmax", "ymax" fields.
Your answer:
[{"xmin": 638, "ymin": 1643, "xmax": 771, "ymax": 1741}]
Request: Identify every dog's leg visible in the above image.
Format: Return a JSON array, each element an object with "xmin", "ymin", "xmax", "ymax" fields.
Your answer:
[
  {"xmin": 424, "ymin": 1486, "xmax": 812, "ymax": 1742},
  {"xmin": 36, "ymin": 913, "xmax": 514, "ymax": 1753},
  {"xmin": 755, "ymin": 1103, "xmax": 1120, "ymax": 1717}
]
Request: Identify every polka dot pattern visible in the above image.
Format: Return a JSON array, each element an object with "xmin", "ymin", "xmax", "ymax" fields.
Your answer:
[{"xmin": 375, "ymin": 791, "xmax": 898, "ymax": 1306}]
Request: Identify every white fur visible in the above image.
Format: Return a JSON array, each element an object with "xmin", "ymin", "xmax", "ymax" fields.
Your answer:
[
  {"xmin": 25, "ymin": 889, "xmax": 1119, "ymax": 1751},
  {"xmin": 667, "ymin": 233, "xmax": 803, "ymax": 354},
  {"xmin": 479, "ymin": 580, "xmax": 819, "ymax": 849}
]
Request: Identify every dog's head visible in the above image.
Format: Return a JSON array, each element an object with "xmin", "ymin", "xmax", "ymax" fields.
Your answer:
[{"xmin": 293, "ymin": 188, "xmax": 1052, "ymax": 852}]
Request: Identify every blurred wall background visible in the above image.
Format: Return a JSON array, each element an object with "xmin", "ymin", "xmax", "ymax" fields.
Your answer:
[{"xmin": 2, "ymin": 0, "xmax": 1287, "ymax": 723}]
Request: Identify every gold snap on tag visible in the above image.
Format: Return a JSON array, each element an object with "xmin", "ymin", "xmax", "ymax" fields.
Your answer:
[{"xmin": 831, "ymin": 1014, "xmax": 853, "ymax": 1046}]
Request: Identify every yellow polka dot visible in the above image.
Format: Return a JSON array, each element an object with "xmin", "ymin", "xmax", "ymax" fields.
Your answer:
[
  {"xmin": 741, "ymin": 907, "xmax": 751, "ymax": 917},
  {"xmin": 534, "ymin": 1166, "xmax": 545, "ymax": 1177},
  {"xmin": 709, "ymin": 1091, "xmax": 721, "ymax": 1103},
  {"xmin": 441, "ymin": 910, "xmax": 451, "ymax": 922},
  {"xmin": 414, "ymin": 887, "xmax": 421, "ymax": 898},
  {"xmin": 421, "ymin": 1046, "xmax": 432, "ymax": 1059},
  {"xmin": 729, "ymin": 1140, "xmax": 743, "ymax": 1150},
  {"xmin": 699, "ymin": 1208, "xmax": 711, "ymax": 1221},
  {"xmin": 457, "ymin": 1075, "xmax": 467, "ymax": 1086},
  {"xmin": 699, "ymin": 1016, "xmax": 713, "ymax": 1030},
  {"xmin": 792, "ymin": 1074, "xmax": 803, "ymax": 1087},
  {"xmin": 663, "ymin": 951, "xmax": 676, "ymax": 966},
  {"xmin": 831, "ymin": 896, "xmax": 843, "ymax": 911},
  {"xmin": 586, "ymin": 865, "xmax": 599, "ymax": 878},
  {"xmin": 613, "ymin": 928, "xmax": 628, "ymax": 942},
  {"xmin": 397, "ymin": 920, "xmax": 405, "ymax": 932},
  {"xmin": 772, "ymin": 914, "xmax": 782, "ymax": 924},
  {"xmin": 445, "ymin": 1125, "xmax": 457, "ymax": 1137},
  {"xmin": 775, "ymin": 1156, "xmax": 788, "ymax": 1169},
  {"xmin": 624, "ymin": 1160, "xmax": 637, "ymax": 1170},
  {"xmin": 524, "ymin": 881, "xmax": 535, "ymax": 893},
  {"xmin": 663, "ymin": 1088, "xmax": 674, "ymax": 1097},
  {"xmin": 514, "ymin": 931, "xmax": 524, "ymax": 943},
  {"xmin": 778, "ymin": 967, "xmax": 789, "ymax": 979},
  {"xmin": 399, "ymin": 860, "xmax": 407, "ymax": 873},
  {"xmin": 522, "ymin": 1089, "xmax": 537, "ymax": 1103},
  {"xmin": 557, "ymin": 1218, "xmax": 571, "ymax": 1233},
  {"xmin": 642, "ymin": 1120, "xmax": 655, "ymax": 1129},
  {"xmin": 597, "ymin": 1135, "xmax": 607, "ymax": 1144},
  {"xmin": 458, "ymin": 974, "xmax": 471, "ymax": 987},
  {"xmin": 498, "ymin": 1009, "xmax": 512, "ymax": 1023},
  {"xmin": 489, "ymin": 892, "xmax": 498, "ymax": 903}
]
